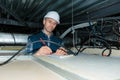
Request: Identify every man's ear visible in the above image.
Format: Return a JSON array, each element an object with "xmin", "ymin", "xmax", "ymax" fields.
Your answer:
[{"xmin": 43, "ymin": 19, "xmax": 45, "ymax": 25}]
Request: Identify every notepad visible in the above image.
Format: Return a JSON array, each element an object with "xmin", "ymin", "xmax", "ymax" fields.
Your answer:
[{"xmin": 48, "ymin": 54, "xmax": 74, "ymax": 59}]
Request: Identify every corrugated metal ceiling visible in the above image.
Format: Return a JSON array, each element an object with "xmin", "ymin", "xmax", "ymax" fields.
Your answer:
[{"xmin": 0, "ymin": 0, "xmax": 120, "ymax": 33}]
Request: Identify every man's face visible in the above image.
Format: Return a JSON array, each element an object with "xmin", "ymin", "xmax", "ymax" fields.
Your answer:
[{"xmin": 43, "ymin": 18, "xmax": 58, "ymax": 33}]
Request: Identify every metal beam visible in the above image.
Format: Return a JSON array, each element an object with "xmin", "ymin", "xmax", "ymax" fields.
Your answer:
[
  {"xmin": 0, "ymin": 3, "xmax": 22, "ymax": 22},
  {"xmin": 89, "ymin": 2, "xmax": 120, "ymax": 19},
  {"xmin": 0, "ymin": 18, "xmax": 40, "ymax": 28}
]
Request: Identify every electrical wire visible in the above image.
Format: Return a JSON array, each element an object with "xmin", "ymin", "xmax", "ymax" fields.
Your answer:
[
  {"xmin": 0, "ymin": 46, "xmax": 26, "ymax": 66},
  {"xmin": 0, "ymin": 39, "xmax": 76, "ymax": 66},
  {"xmin": 71, "ymin": 0, "xmax": 76, "ymax": 48},
  {"xmin": 28, "ymin": 40, "xmax": 76, "ymax": 55},
  {"xmin": 11, "ymin": 33, "xmax": 16, "ymax": 45}
]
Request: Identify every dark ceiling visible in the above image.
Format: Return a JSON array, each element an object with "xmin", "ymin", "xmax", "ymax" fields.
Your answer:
[{"xmin": 0, "ymin": 0, "xmax": 120, "ymax": 34}]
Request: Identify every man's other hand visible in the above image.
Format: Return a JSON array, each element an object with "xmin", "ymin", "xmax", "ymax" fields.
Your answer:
[
  {"xmin": 55, "ymin": 47, "xmax": 67, "ymax": 55},
  {"xmin": 34, "ymin": 46, "xmax": 52, "ymax": 56}
]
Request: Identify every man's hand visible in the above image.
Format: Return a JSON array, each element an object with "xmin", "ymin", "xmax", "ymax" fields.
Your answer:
[
  {"xmin": 55, "ymin": 47, "xmax": 67, "ymax": 55},
  {"xmin": 34, "ymin": 46, "xmax": 52, "ymax": 56}
]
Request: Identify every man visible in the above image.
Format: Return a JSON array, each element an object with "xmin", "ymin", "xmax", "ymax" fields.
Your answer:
[{"xmin": 26, "ymin": 11, "xmax": 67, "ymax": 56}]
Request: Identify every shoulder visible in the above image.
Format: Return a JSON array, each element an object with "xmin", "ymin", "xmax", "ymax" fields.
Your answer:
[{"xmin": 28, "ymin": 31, "xmax": 43, "ymax": 41}]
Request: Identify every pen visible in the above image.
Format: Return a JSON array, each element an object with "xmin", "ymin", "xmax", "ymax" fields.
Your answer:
[
  {"xmin": 40, "ymin": 38, "xmax": 46, "ymax": 46},
  {"xmin": 40, "ymin": 38, "xmax": 52, "ymax": 54}
]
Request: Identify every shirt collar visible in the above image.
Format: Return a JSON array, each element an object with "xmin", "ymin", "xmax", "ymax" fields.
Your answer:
[{"xmin": 42, "ymin": 29, "xmax": 53, "ymax": 38}]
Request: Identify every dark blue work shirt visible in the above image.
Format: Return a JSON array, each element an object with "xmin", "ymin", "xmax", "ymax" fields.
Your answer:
[{"xmin": 26, "ymin": 30, "xmax": 62, "ymax": 54}]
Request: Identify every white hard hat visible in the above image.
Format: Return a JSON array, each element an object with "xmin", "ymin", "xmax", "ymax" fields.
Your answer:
[{"xmin": 44, "ymin": 11, "xmax": 60, "ymax": 24}]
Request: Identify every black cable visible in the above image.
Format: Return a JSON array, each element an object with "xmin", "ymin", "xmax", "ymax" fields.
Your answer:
[
  {"xmin": 28, "ymin": 40, "xmax": 76, "ymax": 55},
  {"xmin": 77, "ymin": 37, "xmax": 112, "ymax": 56},
  {"xmin": 112, "ymin": 21, "xmax": 120, "ymax": 37},
  {"xmin": 0, "ymin": 39, "xmax": 76, "ymax": 66},
  {"xmin": 11, "ymin": 33, "xmax": 16, "ymax": 45},
  {"xmin": 0, "ymin": 46, "xmax": 26, "ymax": 66}
]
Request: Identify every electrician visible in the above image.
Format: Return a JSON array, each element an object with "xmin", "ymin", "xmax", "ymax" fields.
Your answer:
[{"xmin": 26, "ymin": 11, "xmax": 67, "ymax": 56}]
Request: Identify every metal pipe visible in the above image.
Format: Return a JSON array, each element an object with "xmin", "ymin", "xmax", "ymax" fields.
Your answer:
[
  {"xmin": 0, "ymin": 32, "xmax": 28, "ymax": 45},
  {"xmin": 60, "ymin": 22, "xmax": 96, "ymax": 39}
]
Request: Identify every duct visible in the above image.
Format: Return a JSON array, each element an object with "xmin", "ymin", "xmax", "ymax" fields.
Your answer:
[
  {"xmin": 60, "ymin": 22, "xmax": 96, "ymax": 39},
  {"xmin": 0, "ymin": 32, "xmax": 28, "ymax": 45}
]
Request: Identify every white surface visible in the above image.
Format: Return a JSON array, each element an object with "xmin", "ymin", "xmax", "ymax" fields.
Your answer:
[
  {"xmin": 0, "ymin": 57, "xmax": 67, "ymax": 80},
  {"xmin": 47, "ymin": 54, "xmax": 74, "ymax": 59},
  {"xmin": 36, "ymin": 53, "xmax": 120, "ymax": 80}
]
